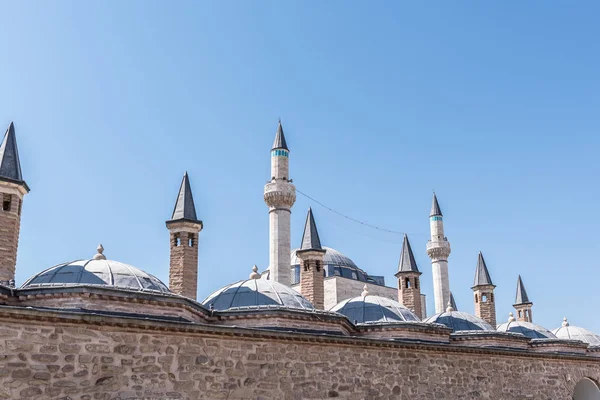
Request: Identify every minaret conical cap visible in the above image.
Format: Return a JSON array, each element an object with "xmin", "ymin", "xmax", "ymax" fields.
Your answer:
[
  {"xmin": 450, "ymin": 292, "xmax": 458, "ymax": 311},
  {"xmin": 169, "ymin": 172, "xmax": 200, "ymax": 222},
  {"xmin": 0, "ymin": 122, "xmax": 28, "ymax": 190},
  {"xmin": 271, "ymin": 120, "xmax": 289, "ymax": 151},
  {"xmin": 514, "ymin": 275, "xmax": 531, "ymax": 305},
  {"xmin": 300, "ymin": 208, "xmax": 322, "ymax": 250},
  {"xmin": 430, "ymin": 193, "xmax": 442, "ymax": 217},
  {"xmin": 472, "ymin": 252, "xmax": 494, "ymax": 287},
  {"xmin": 397, "ymin": 234, "xmax": 419, "ymax": 273}
]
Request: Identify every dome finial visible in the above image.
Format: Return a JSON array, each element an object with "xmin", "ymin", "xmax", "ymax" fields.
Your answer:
[
  {"xmin": 249, "ymin": 265, "xmax": 261, "ymax": 279},
  {"xmin": 562, "ymin": 317, "xmax": 569, "ymax": 327},
  {"xmin": 93, "ymin": 244, "xmax": 106, "ymax": 260},
  {"xmin": 361, "ymin": 284, "xmax": 369, "ymax": 297},
  {"xmin": 446, "ymin": 300, "xmax": 454, "ymax": 312},
  {"xmin": 508, "ymin": 312, "xmax": 516, "ymax": 322}
]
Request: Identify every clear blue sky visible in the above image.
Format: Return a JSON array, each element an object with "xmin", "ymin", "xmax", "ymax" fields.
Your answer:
[{"xmin": 1, "ymin": 1, "xmax": 599, "ymax": 332}]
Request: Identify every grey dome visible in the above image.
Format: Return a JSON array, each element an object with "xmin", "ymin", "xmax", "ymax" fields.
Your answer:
[
  {"xmin": 497, "ymin": 320, "xmax": 556, "ymax": 339},
  {"xmin": 292, "ymin": 246, "xmax": 358, "ymax": 269},
  {"xmin": 291, "ymin": 246, "xmax": 385, "ymax": 286},
  {"xmin": 424, "ymin": 311, "xmax": 494, "ymax": 332},
  {"xmin": 552, "ymin": 320, "xmax": 600, "ymax": 345},
  {"xmin": 330, "ymin": 294, "xmax": 420, "ymax": 324},
  {"xmin": 21, "ymin": 259, "xmax": 170, "ymax": 293},
  {"xmin": 202, "ymin": 279, "xmax": 314, "ymax": 311}
]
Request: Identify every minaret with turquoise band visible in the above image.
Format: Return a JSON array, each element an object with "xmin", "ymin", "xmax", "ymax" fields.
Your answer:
[
  {"xmin": 264, "ymin": 120, "xmax": 296, "ymax": 285},
  {"xmin": 426, "ymin": 193, "xmax": 452, "ymax": 314}
]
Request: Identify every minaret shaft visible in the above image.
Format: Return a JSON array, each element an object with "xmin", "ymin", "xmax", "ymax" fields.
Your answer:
[
  {"xmin": 427, "ymin": 194, "xmax": 451, "ymax": 314},
  {"xmin": 264, "ymin": 122, "xmax": 295, "ymax": 285}
]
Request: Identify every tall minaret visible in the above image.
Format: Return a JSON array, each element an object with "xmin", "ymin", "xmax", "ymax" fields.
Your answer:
[
  {"xmin": 514, "ymin": 275, "xmax": 533, "ymax": 322},
  {"xmin": 166, "ymin": 172, "xmax": 203, "ymax": 300},
  {"xmin": 426, "ymin": 193, "xmax": 451, "ymax": 314},
  {"xmin": 264, "ymin": 121, "xmax": 296, "ymax": 285},
  {"xmin": 0, "ymin": 122, "xmax": 29, "ymax": 286}
]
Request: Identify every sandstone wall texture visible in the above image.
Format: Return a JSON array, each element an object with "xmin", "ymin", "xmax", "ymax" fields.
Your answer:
[
  {"xmin": 0, "ymin": 189, "xmax": 22, "ymax": 284},
  {"xmin": 169, "ymin": 230, "xmax": 199, "ymax": 300},
  {"xmin": 0, "ymin": 312, "xmax": 599, "ymax": 400}
]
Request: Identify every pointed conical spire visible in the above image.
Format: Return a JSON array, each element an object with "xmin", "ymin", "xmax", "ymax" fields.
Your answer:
[
  {"xmin": 472, "ymin": 252, "xmax": 494, "ymax": 287},
  {"xmin": 450, "ymin": 292, "xmax": 458, "ymax": 311},
  {"xmin": 272, "ymin": 120, "xmax": 289, "ymax": 151},
  {"xmin": 397, "ymin": 234, "xmax": 419, "ymax": 273},
  {"xmin": 300, "ymin": 208, "xmax": 322, "ymax": 250},
  {"xmin": 169, "ymin": 172, "xmax": 199, "ymax": 222},
  {"xmin": 0, "ymin": 122, "xmax": 26, "ymax": 187},
  {"xmin": 430, "ymin": 193, "xmax": 442, "ymax": 217},
  {"xmin": 515, "ymin": 275, "xmax": 531, "ymax": 305}
]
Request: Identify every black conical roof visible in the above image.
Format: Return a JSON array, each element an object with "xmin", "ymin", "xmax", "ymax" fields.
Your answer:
[
  {"xmin": 397, "ymin": 234, "xmax": 420, "ymax": 273},
  {"xmin": 515, "ymin": 275, "xmax": 531, "ymax": 305},
  {"xmin": 271, "ymin": 120, "xmax": 289, "ymax": 151},
  {"xmin": 473, "ymin": 252, "xmax": 494, "ymax": 287},
  {"xmin": 0, "ymin": 122, "xmax": 27, "ymax": 188},
  {"xmin": 430, "ymin": 193, "xmax": 442, "ymax": 217},
  {"xmin": 300, "ymin": 208, "xmax": 322, "ymax": 250},
  {"xmin": 169, "ymin": 172, "xmax": 200, "ymax": 222},
  {"xmin": 450, "ymin": 292, "xmax": 458, "ymax": 311}
]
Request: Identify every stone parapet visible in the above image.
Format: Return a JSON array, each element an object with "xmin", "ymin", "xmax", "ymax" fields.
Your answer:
[{"xmin": 0, "ymin": 306, "xmax": 598, "ymax": 399}]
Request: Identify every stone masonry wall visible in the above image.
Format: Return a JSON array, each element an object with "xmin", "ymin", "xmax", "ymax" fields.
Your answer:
[
  {"xmin": 298, "ymin": 255, "xmax": 325, "ymax": 309},
  {"xmin": 0, "ymin": 184, "xmax": 23, "ymax": 284},
  {"xmin": 474, "ymin": 287, "xmax": 497, "ymax": 327},
  {"xmin": 397, "ymin": 273, "xmax": 422, "ymax": 319},
  {"xmin": 0, "ymin": 311, "xmax": 599, "ymax": 400},
  {"xmin": 169, "ymin": 230, "xmax": 199, "ymax": 300}
]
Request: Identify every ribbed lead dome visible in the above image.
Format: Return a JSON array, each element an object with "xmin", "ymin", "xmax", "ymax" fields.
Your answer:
[
  {"xmin": 202, "ymin": 278, "xmax": 314, "ymax": 311},
  {"xmin": 552, "ymin": 318, "xmax": 600, "ymax": 345},
  {"xmin": 21, "ymin": 259, "xmax": 170, "ymax": 293},
  {"xmin": 496, "ymin": 316, "xmax": 556, "ymax": 339},
  {"xmin": 291, "ymin": 246, "xmax": 358, "ymax": 269},
  {"xmin": 424, "ymin": 311, "xmax": 494, "ymax": 332},
  {"xmin": 330, "ymin": 289, "xmax": 419, "ymax": 324}
]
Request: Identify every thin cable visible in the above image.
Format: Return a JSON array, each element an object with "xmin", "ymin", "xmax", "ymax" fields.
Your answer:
[{"xmin": 296, "ymin": 189, "xmax": 405, "ymax": 236}]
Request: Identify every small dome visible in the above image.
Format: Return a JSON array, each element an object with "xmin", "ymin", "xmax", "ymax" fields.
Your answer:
[
  {"xmin": 552, "ymin": 318, "xmax": 600, "ymax": 345},
  {"xmin": 424, "ymin": 311, "xmax": 494, "ymax": 332},
  {"xmin": 21, "ymin": 258, "xmax": 170, "ymax": 294},
  {"xmin": 330, "ymin": 288, "xmax": 419, "ymax": 324},
  {"xmin": 202, "ymin": 278, "xmax": 314, "ymax": 311},
  {"xmin": 497, "ymin": 318, "xmax": 556, "ymax": 339}
]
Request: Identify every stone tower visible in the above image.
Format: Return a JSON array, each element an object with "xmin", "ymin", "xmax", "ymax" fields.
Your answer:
[
  {"xmin": 264, "ymin": 121, "xmax": 296, "ymax": 285},
  {"xmin": 296, "ymin": 208, "xmax": 326, "ymax": 309},
  {"xmin": 426, "ymin": 193, "xmax": 451, "ymax": 314},
  {"xmin": 0, "ymin": 122, "xmax": 29, "ymax": 287},
  {"xmin": 166, "ymin": 172, "xmax": 203, "ymax": 300},
  {"xmin": 395, "ymin": 234, "xmax": 423, "ymax": 319},
  {"xmin": 514, "ymin": 275, "xmax": 533, "ymax": 322},
  {"xmin": 472, "ymin": 252, "xmax": 497, "ymax": 327}
]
